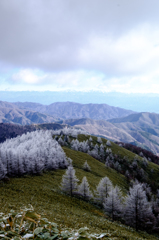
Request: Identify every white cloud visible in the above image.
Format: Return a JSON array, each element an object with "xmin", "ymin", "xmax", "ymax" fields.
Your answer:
[
  {"xmin": 1, "ymin": 1, "xmax": 159, "ymax": 93},
  {"xmin": 5, "ymin": 67, "xmax": 159, "ymax": 94}
]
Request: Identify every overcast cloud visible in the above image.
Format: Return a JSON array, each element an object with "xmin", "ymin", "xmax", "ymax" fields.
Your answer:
[{"xmin": 1, "ymin": 0, "xmax": 159, "ymax": 92}]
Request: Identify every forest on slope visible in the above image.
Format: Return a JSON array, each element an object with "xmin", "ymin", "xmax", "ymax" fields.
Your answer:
[{"xmin": 1, "ymin": 128, "xmax": 159, "ymax": 238}]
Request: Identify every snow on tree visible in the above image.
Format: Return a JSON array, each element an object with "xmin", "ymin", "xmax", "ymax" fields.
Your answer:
[
  {"xmin": 71, "ymin": 139, "xmax": 80, "ymax": 151},
  {"xmin": 95, "ymin": 177, "xmax": 113, "ymax": 204},
  {"xmin": 77, "ymin": 176, "xmax": 93, "ymax": 200},
  {"xmin": 97, "ymin": 137, "xmax": 102, "ymax": 144},
  {"xmin": 106, "ymin": 140, "xmax": 111, "ymax": 147},
  {"xmin": 89, "ymin": 137, "xmax": 93, "ymax": 142},
  {"xmin": 139, "ymin": 152, "xmax": 144, "ymax": 157},
  {"xmin": 78, "ymin": 140, "xmax": 89, "ymax": 153},
  {"xmin": 103, "ymin": 186, "xmax": 123, "ymax": 221},
  {"xmin": 67, "ymin": 158, "xmax": 73, "ymax": 166},
  {"xmin": 0, "ymin": 160, "xmax": 7, "ymax": 180},
  {"xmin": 52, "ymin": 127, "xmax": 88, "ymax": 138},
  {"xmin": 61, "ymin": 166, "xmax": 79, "ymax": 196},
  {"xmin": 124, "ymin": 182, "xmax": 154, "ymax": 231},
  {"xmin": 99, "ymin": 144, "xmax": 105, "ymax": 160},
  {"xmin": 105, "ymin": 158, "xmax": 110, "ymax": 168},
  {"xmin": 88, "ymin": 149, "xmax": 99, "ymax": 159},
  {"xmin": 83, "ymin": 161, "xmax": 91, "ymax": 172},
  {"xmin": 0, "ymin": 130, "xmax": 69, "ymax": 179},
  {"xmin": 106, "ymin": 148, "xmax": 112, "ymax": 155},
  {"xmin": 58, "ymin": 137, "xmax": 64, "ymax": 146}
]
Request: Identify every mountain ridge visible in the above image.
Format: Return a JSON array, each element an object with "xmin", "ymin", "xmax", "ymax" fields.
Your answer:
[
  {"xmin": 0, "ymin": 101, "xmax": 58, "ymax": 125},
  {"xmin": 13, "ymin": 101, "xmax": 135, "ymax": 120}
]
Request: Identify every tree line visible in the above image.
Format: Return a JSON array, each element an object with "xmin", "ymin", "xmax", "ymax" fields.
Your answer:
[{"xmin": 60, "ymin": 165, "xmax": 158, "ymax": 233}]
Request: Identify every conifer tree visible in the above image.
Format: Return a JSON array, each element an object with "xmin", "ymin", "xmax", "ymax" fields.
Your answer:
[
  {"xmin": 106, "ymin": 140, "xmax": 111, "ymax": 146},
  {"xmin": 83, "ymin": 161, "xmax": 91, "ymax": 172},
  {"xmin": 103, "ymin": 186, "xmax": 123, "ymax": 221},
  {"xmin": 61, "ymin": 166, "xmax": 79, "ymax": 196},
  {"xmin": 78, "ymin": 176, "xmax": 93, "ymax": 200},
  {"xmin": 97, "ymin": 137, "xmax": 102, "ymax": 143},
  {"xmin": 0, "ymin": 160, "xmax": 7, "ymax": 180},
  {"xmin": 95, "ymin": 177, "xmax": 112, "ymax": 204},
  {"xmin": 124, "ymin": 182, "xmax": 154, "ymax": 231}
]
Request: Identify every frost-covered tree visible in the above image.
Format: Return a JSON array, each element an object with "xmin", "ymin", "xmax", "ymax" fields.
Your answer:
[
  {"xmin": 77, "ymin": 176, "xmax": 93, "ymax": 200},
  {"xmin": 52, "ymin": 127, "xmax": 87, "ymax": 138},
  {"xmin": 124, "ymin": 182, "xmax": 154, "ymax": 231},
  {"xmin": 79, "ymin": 140, "xmax": 89, "ymax": 153},
  {"xmin": 106, "ymin": 148, "xmax": 112, "ymax": 155},
  {"xmin": 103, "ymin": 186, "xmax": 123, "ymax": 221},
  {"xmin": 89, "ymin": 137, "xmax": 93, "ymax": 142},
  {"xmin": 83, "ymin": 161, "xmax": 91, "ymax": 172},
  {"xmin": 97, "ymin": 137, "xmax": 102, "ymax": 143},
  {"xmin": 105, "ymin": 158, "xmax": 110, "ymax": 168},
  {"xmin": 106, "ymin": 140, "xmax": 111, "ymax": 147},
  {"xmin": 71, "ymin": 139, "xmax": 80, "ymax": 151},
  {"xmin": 58, "ymin": 137, "xmax": 64, "ymax": 146},
  {"xmin": 0, "ymin": 130, "xmax": 68, "ymax": 179},
  {"xmin": 99, "ymin": 144, "xmax": 105, "ymax": 160},
  {"xmin": 95, "ymin": 177, "xmax": 113, "ymax": 204},
  {"xmin": 0, "ymin": 160, "xmax": 7, "ymax": 180},
  {"xmin": 61, "ymin": 166, "xmax": 79, "ymax": 196},
  {"xmin": 88, "ymin": 149, "xmax": 99, "ymax": 159}
]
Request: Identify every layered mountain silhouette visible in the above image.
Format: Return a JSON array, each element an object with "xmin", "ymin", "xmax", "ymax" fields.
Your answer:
[
  {"xmin": 14, "ymin": 101, "xmax": 134, "ymax": 120},
  {"xmin": 1, "ymin": 100, "xmax": 159, "ymax": 154},
  {"xmin": 62, "ymin": 113, "xmax": 159, "ymax": 154},
  {"xmin": 0, "ymin": 101, "xmax": 58, "ymax": 125}
]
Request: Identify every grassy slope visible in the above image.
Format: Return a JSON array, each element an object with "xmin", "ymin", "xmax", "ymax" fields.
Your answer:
[
  {"xmin": 77, "ymin": 134, "xmax": 159, "ymax": 189},
  {"xmin": 0, "ymin": 146, "xmax": 158, "ymax": 239},
  {"xmin": 63, "ymin": 147, "xmax": 128, "ymax": 194}
]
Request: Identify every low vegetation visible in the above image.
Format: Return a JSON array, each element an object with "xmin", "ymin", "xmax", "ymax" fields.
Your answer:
[{"xmin": 1, "ymin": 128, "xmax": 159, "ymax": 238}]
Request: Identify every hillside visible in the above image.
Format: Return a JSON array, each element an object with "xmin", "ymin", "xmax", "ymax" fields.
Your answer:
[
  {"xmin": 0, "ymin": 101, "xmax": 57, "ymax": 125},
  {"xmin": 0, "ymin": 133, "xmax": 158, "ymax": 239},
  {"xmin": 109, "ymin": 112, "xmax": 159, "ymax": 154},
  {"xmin": 60, "ymin": 114, "xmax": 159, "ymax": 155},
  {"xmin": 62, "ymin": 118, "xmax": 135, "ymax": 142},
  {"xmin": 13, "ymin": 101, "xmax": 135, "ymax": 120}
]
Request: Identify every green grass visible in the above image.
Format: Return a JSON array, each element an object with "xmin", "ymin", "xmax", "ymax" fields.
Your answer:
[
  {"xmin": 63, "ymin": 147, "xmax": 129, "ymax": 194},
  {"xmin": 77, "ymin": 134, "xmax": 159, "ymax": 190},
  {"xmin": 0, "ymin": 170, "xmax": 158, "ymax": 239},
  {"xmin": 0, "ymin": 146, "xmax": 159, "ymax": 239}
]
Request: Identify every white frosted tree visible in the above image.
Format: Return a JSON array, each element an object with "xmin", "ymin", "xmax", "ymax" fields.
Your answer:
[
  {"xmin": 103, "ymin": 186, "xmax": 123, "ymax": 221},
  {"xmin": 88, "ymin": 149, "xmax": 99, "ymax": 159},
  {"xmin": 78, "ymin": 176, "xmax": 93, "ymax": 200},
  {"xmin": 71, "ymin": 139, "xmax": 80, "ymax": 151},
  {"xmin": 61, "ymin": 166, "xmax": 79, "ymax": 196},
  {"xmin": 97, "ymin": 137, "xmax": 102, "ymax": 143},
  {"xmin": 99, "ymin": 144, "xmax": 105, "ymax": 160},
  {"xmin": 95, "ymin": 177, "xmax": 113, "ymax": 204},
  {"xmin": 0, "ymin": 160, "xmax": 7, "ymax": 180},
  {"xmin": 89, "ymin": 137, "xmax": 93, "ymax": 142},
  {"xmin": 83, "ymin": 161, "xmax": 91, "ymax": 172},
  {"xmin": 106, "ymin": 140, "xmax": 111, "ymax": 147},
  {"xmin": 0, "ymin": 130, "xmax": 69, "ymax": 179},
  {"xmin": 124, "ymin": 183, "xmax": 154, "ymax": 231}
]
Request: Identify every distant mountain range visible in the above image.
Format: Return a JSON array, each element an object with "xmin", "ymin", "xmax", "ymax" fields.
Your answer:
[
  {"xmin": 0, "ymin": 101, "xmax": 58, "ymax": 125},
  {"xmin": 1, "ymin": 100, "xmax": 159, "ymax": 155},
  {"xmin": 62, "ymin": 112, "xmax": 159, "ymax": 154},
  {"xmin": 13, "ymin": 101, "xmax": 135, "ymax": 120}
]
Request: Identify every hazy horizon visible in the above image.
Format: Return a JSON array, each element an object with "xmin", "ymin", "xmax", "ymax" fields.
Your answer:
[{"xmin": 1, "ymin": 91, "xmax": 159, "ymax": 113}]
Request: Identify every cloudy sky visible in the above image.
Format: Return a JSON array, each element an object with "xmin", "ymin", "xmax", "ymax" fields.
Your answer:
[{"xmin": 1, "ymin": 0, "xmax": 159, "ymax": 93}]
